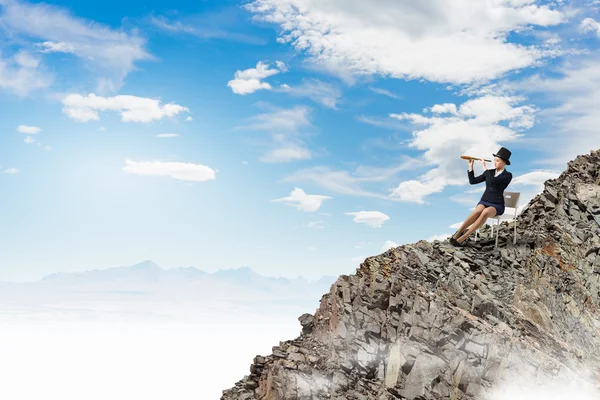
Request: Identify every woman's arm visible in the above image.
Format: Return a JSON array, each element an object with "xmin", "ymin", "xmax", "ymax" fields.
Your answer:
[{"xmin": 468, "ymin": 169, "xmax": 486, "ymax": 184}]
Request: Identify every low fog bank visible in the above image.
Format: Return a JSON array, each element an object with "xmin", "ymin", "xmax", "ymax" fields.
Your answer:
[{"xmin": 0, "ymin": 316, "xmax": 300, "ymax": 400}]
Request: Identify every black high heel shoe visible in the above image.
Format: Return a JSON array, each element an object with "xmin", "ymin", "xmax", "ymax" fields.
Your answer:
[{"xmin": 451, "ymin": 229, "xmax": 468, "ymax": 240}]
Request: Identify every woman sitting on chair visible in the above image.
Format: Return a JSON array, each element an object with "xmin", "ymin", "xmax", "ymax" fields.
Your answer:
[{"xmin": 450, "ymin": 147, "xmax": 513, "ymax": 247}]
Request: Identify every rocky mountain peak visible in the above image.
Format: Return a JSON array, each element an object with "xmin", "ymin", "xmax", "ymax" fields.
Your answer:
[{"xmin": 222, "ymin": 149, "xmax": 600, "ymax": 400}]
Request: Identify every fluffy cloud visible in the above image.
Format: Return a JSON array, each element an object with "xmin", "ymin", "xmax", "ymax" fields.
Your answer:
[
  {"xmin": 511, "ymin": 170, "xmax": 561, "ymax": 190},
  {"xmin": 430, "ymin": 103, "xmax": 458, "ymax": 115},
  {"xmin": 2, "ymin": 167, "xmax": 19, "ymax": 174},
  {"xmin": 387, "ymin": 94, "xmax": 535, "ymax": 204},
  {"xmin": 228, "ymin": 61, "xmax": 287, "ymax": 95},
  {"xmin": 271, "ymin": 188, "xmax": 332, "ymax": 212},
  {"xmin": 0, "ymin": 51, "xmax": 52, "ymax": 95},
  {"xmin": 581, "ymin": 18, "xmax": 600, "ymax": 36},
  {"xmin": 123, "ymin": 159, "xmax": 216, "ymax": 182},
  {"xmin": 279, "ymin": 79, "xmax": 341, "ymax": 108},
  {"xmin": 62, "ymin": 93, "xmax": 189, "ymax": 123},
  {"xmin": 246, "ymin": 0, "xmax": 564, "ymax": 84},
  {"xmin": 345, "ymin": 211, "xmax": 390, "ymax": 228},
  {"xmin": 0, "ymin": 0, "xmax": 150, "ymax": 92},
  {"xmin": 17, "ymin": 125, "xmax": 41, "ymax": 134}
]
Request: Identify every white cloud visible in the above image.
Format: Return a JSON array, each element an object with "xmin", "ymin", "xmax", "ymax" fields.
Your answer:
[
  {"xmin": 238, "ymin": 105, "xmax": 315, "ymax": 162},
  {"xmin": 511, "ymin": 170, "xmax": 560, "ymax": 190},
  {"xmin": 581, "ymin": 18, "xmax": 600, "ymax": 36},
  {"xmin": 449, "ymin": 222, "xmax": 464, "ymax": 229},
  {"xmin": 283, "ymin": 158, "xmax": 425, "ymax": 198},
  {"xmin": 156, "ymin": 134, "xmax": 179, "ymax": 138},
  {"xmin": 62, "ymin": 93, "xmax": 189, "ymax": 123},
  {"xmin": 391, "ymin": 176, "xmax": 447, "ymax": 204},
  {"xmin": 427, "ymin": 233, "xmax": 451, "ymax": 242},
  {"xmin": 17, "ymin": 125, "xmax": 41, "ymax": 134},
  {"xmin": 303, "ymin": 220, "xmax": 324, "ymax": 229},
  {"xmin": 275, "ymin": 61, "xmax": 288, "ymax": 72},
  {"xmin": 2, "ymin": 167, "xmax": 19, "ymax": 174},
  {"xmin": 0, "ymin": 50, "xmax": 52, "ymax": 95},
  {"xmin": 0, "ymin": 0, "xmax": 150, "ymax": 92},
  {"xmin": 450, "ymin": 194, "xmax": 480, "ymax": 207},
  {"xmin": 430, "ymin": 103, "xmax": 458, "ymax": 115},
  {"xmin": 271, "ymin": 188, "xmax": 332, "ymax": 212},
  {"xmin": 260, "ymin": 146, "xmax": 311, "ymax": 162},
  {"xmin": 369, "ymin": 87, "xmax": 401, "ymax": 99},
  {"xmin": 227, "ymin": 61, "xmax": 286, "ymax": 95},
  {"xmin": 246, "ymin": 0, "xmax": 564, "ymax": 84},
  {"xmin": 36, "ymin": 41, "xmax": 75, "ymax": 53},
  {"xmin": 387, "ymin": 94, "xmax": 535, "ymax": 204},
  {"xmin": 98, "ymin": 127, "xmax": 106, "ymax": 132},
  {"xmin": 123, "ymin": 159, "xmax": 216, "ymax": 182},
  {"xmin": 516, "ymin": 58, "xmax": 600, "ymax": 166},
  {"xmin": 278, "ymin": 79, "xmax": 341, "ymax": 108},
  {"xmin": 186, "ymin": 116, "xmax": 193, "ymax": 122},
  {"xmin": 24, "ymin": 136, "xmax": 36, "ymax": 144},
  {"xmin": 345, "ymin": 211, "xmax": 389, "ymax": 228},
  {"xmin": 381, "ymin": 240, "xmax": 398, "ymax": 251},
  {"xmin": 240, "ymin": 105, "xmax": 311, "ymax": 132},
  {"xmin": 242, "ymin": 161, "xmax": 248, "ymax": 165}
]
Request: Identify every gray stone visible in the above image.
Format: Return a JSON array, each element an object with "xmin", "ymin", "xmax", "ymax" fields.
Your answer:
[{"xmin": 222, "ymin": 149, "xmax": 600, "ymax": 400}]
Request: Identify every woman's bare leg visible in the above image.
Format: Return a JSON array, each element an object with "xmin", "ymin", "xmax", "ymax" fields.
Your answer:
[
  {"xmin": 457, "ymin": 207, "xmax": 497, "ymax": 243},
  {"xmin": 452, "ymin": 204, "xmax": 485, "ymax": 239}
]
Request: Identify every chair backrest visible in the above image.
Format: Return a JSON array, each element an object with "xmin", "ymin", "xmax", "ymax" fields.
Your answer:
[{"xmin": 504, "ymin": 192, "xmax": 520, "ymax": 208}]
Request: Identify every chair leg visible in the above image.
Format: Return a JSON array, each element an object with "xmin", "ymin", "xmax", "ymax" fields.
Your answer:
[
  {"xmin": 495, "ymin": 219, "xmax": 499, "ymax": 248},
  {"xmin": 514, "ymin": 220, "xmax": 517, "ymax": 245},
  {"xmin": 475, "ymin": 229, "xmax": 478, "ymax": 241}
]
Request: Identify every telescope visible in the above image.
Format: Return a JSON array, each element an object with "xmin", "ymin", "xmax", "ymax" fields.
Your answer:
[{"xmin": 460, "ymin": 155, "xmax": 491, "ymax": 162}]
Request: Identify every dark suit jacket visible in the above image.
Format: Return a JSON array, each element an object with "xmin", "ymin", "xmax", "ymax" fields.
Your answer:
[{"xmin": 468, "ymin": 168, "xmax": 512, "ymax": 204}]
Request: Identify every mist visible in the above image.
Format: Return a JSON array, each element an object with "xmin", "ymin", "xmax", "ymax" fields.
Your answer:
[{"xmin": 0, "ymin": 318, "xmax": 300, "ymax": 400}]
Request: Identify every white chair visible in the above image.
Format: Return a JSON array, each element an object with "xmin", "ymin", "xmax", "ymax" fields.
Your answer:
[{"xmin": 474, "ymin": 192, "xmax": 520, "ymax": 248}]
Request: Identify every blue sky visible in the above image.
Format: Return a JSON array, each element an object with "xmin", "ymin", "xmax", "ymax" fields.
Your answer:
[{"xmin": 1, "ymin": 0, "xmax": 600, "ymax": 282}]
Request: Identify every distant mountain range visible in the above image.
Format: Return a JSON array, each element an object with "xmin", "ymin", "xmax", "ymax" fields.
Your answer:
[{"xmin": 0, "ymin": 261, "xmax": 338, "ymax": 323}]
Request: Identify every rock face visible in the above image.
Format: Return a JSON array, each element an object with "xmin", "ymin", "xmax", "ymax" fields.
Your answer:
[{"xmin": 222, "ymin": 150, "xmax": 600, "ymax": 400}]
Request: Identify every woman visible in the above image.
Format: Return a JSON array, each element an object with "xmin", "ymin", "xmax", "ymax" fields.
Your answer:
[{"xmin": 450, "ymin": 147, "xmax": 513, "ymax": 247}]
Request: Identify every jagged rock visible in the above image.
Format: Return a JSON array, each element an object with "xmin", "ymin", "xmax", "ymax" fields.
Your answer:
[
  {"xmin": 222, "ymin": 149, "xmax": 600, "ymax": 400},
  {"xmin": 299, "ymin": 313, "xmax": 314, "ymax": 335}
]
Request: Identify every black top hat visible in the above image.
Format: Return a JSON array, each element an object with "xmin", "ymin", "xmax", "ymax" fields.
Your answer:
[{"xmin": 493, "ymin": 147, "xmax": 511, "ymax": 165}]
